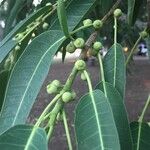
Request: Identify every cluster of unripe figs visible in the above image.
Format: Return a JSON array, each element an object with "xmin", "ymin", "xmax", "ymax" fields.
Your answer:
[
  {"xmin": 12, "ymin": 21, "xmax": 49, "ymax": 56},
  {"xmin": 10, "ymin": 7, "xmax": 148, "ymax": 67},
  {"xmin": 65, "ymin": 9, "xmax": 124, "ymax": 56},
  {"xmin": 47, "ymin": 8, "xmax": 149, "ymax": 104},
  {"xmin": 47, "ymin": 79, "xmax": 76, "ymax": 103},
  {"xmin": 65, "ymin": 18, "xmax": 103, "ymax": 55},
  {"xmin": 113, "ymin": 8, "xmax": 148, "ymax": 39},
  {"xmin": 46, "ymin": 59, "xmax": 87, "ymax": 103},
  {"xmin": 4, "ymin": 3, "xmax": 54, "ymax": 70},
  {"xmin": 12, "ymin": 2, "xmax": 54, "ymax": 52}
]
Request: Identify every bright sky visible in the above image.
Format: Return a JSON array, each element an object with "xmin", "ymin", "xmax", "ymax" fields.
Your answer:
[{"xmin": 33, "ymin": 0, "xmax": 42, "ymax": 6}]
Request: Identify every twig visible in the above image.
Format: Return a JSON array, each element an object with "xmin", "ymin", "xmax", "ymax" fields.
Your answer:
[
  {"xmin": 62, "ymin": 109, "xmax": 73, "ymax": 150},
  {"xmin": 83, "ymin": 0, "xmax": 121, "ymax": 53},
  {"xmin": 125, "ymin": 36, "xmax": 142, "ymax": 66},
  {"xmin": 138, "ymin": 95, "xmax": 150, "ymax": 122},
  {"xmin": 101, "ymin": 0, "xmax": 121, "ymax": 23}
]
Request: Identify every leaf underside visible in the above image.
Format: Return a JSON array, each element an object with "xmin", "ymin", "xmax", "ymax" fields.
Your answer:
[
  {"xmin": 103, "ymin": 43, "xmax": 126, "ymax": 98},
  {"xmin": 96, "ymin": 82, "xmax": 133, "ymax": 150},
  {"xmin": 0, "ymin": 70, "xmax": 9, "ymax": 111},
  {"xmin": 0, "ymin": 125, "xmax": 48, "ymax": 150},
  {"xmin": 0, "ymin": 0, "xmax": 97, "ymax": 135},
  {"xmin": 57, "ymin": 0, "xmax": 70, "ymax": 37},
  {"xmin": 127, "ymin": 0, "xmax": 143, "ymax": 26},
  {"xmin": 130, "ymin": 122, "xmax": 150, "ymax": 150},
  {"xmin": 75, "ymin": 90, "xmax": 120, "ymax": 150},
  {"xmin": 0, "ymin": 5, "xmax": 51, "ymax": 63}
]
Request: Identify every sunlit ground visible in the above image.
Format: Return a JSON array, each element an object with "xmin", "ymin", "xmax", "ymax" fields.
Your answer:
[{"xmin": 54, "ymin": 49, "xmax": 82, "ymax": 61}]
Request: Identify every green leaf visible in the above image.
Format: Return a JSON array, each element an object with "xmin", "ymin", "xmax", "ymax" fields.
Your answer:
[
  {"xmin": 0, "ymin": 70, "xmax": 9, "ymax": 111},
  {"xmin": 75, "ymin": 90, "xmax": 120, "ymax": 150},
  {"xmin": 96, "ymin": 82, "xmax": 133, "ymax": 150},
  {"xmin": 0, "ymin": 125, "xmax": 48, "ymax": 150},
  {"xmin": 127, "ymin": 0, "xmax": 143, "ymax": 26},
  {"xmin": 1, "ymin": 5, "xmax": 51, "ymax": 46},
  {"xmin": 0, "ymin": 31, "xmax": 64, "ymax": 135},
  {"xmin": 57, "ymin": 0, "xmax": 69, "ymax": 37},
  {"xmin": 0, "ymin": 0, "xmax": 97, "ymax": 134},
  {"xmin": 103, "ymin": 43, "xmax": 126, "ymax": 98},
  {"xmin": 0, "ymin": 40, "xmax": 17, "ymax": 63},
  {"xmin": 0, "ymin": 5, "xmax": 51, "ymax": 63},
  {"xmin": 100, "ymin": 0, "xmax": 113, "ymax": 16},
  {"xmin": 4, "ymin": 0, "xmax": 26, "ymax": 35},
  {"xmin": 130, "ymin": 122, "xmax": 150, "ymax": 150},
  {"xmin": 127, "ymin": 0, "xmax": 135, "ymax": 26}
]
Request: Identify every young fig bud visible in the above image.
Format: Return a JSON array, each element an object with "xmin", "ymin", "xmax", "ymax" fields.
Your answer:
[
  {"xmin": 140, "ymin": 31, "xmax": 148, "ymax": 39},
  {"xmin": 88, "ymin": 48, "xmax": 98, "ymax": 56},
  {"xmin": 71, "ymin": 91, "xmax": 76, "ymax": 100},
  {"xmin": 93, "ymin": 20, "xmax": 103, "ymax": 29},
  {"xmin": 81, "ymin": 72, "xmax": 87, "ymax": 81},
  {"xmin": 75, "ymin": 60, "xmax": 86, "ymax": 71},
  {"xmin": 46, "ymin": 2, "xmax": 52, "ymax": 7},
  {"xmin": 52, "ymin": 80, "xmax": 61, "ymax": 87},
  {"xmin": 114, "ymin": 9, "xmax": 122, "ymax": 18},
  {"xmin": 83, "ymin": 19, "xmax": 92, "ymax": 27},
  {"xmin": 42, "ymin": 22, "xmax": 49, "ymax": 30},
  {"xmin": 62, "ymin": 92, "xmax": 73, "ymax": 103},
  {"xmin": 4, "ymin": 58, "xmax": 11, "ymax": 70},
  {"xmin": 73, "ymin": 38, "xmax": 85, "ymax": 49},
  {"xmin": 32, "ymin": 33, "xmax": 36, "ymax": 38},
  {"xmin": 56, "ymin": 112, "xmax": 63, "ymax": 121},
  {"xmin": 93, "ymin": 42, "xmax": 103, "ymax": 51},
  {"xmin": 15, "ymin": 45, "xmax": 21, "ymax": 51},
  {"xmin": 66, "ymin": 42, "xmax": 76, "ymax": 53},
  {"xmin": 47, "ymin": 84, "xmax": 57, "ymax": 94},
  {"xmin": 13, "ymin": 33, "xmax": 24, "ymax": 41}
]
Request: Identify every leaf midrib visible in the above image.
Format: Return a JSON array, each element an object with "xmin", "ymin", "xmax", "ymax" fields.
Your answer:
[
  {"xmin": 128, "ymin": 0, "xmax": 135, "ymax": 24},
  {"xmin": 24, "ymin": 127, "xmax": 39, "ymax": 150},
  {"xmin": 90, "ymin": 91, "xmax": 104, "ymax": 150},
  {"xmin": 2, "ymin": 36, "xmax": 65, "ymax": 126},
  {"xmin": 136, "ymin": 122, "xmax": 142, "ymax": 150}
]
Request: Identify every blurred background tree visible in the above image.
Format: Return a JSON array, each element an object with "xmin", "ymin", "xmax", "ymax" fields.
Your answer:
[{"xmin": 0, "ymin": 0, "xmax": 149, "ymax": 56}]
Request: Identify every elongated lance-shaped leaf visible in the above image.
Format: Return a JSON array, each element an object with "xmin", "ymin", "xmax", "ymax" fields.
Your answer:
[
  {"xmin": 4, "ymin": 0, "xmax": 27, "ymax": 36},
  {"xmin": 127, "ymin": 0, "xmax": 135, "ymax": 26},
  {"xmin": 75, "ymin": 90, "xmax": 120, "ymax": 150},
  {"xmin": 96, "ymin": 82, "xmax": 133, "ymax": 150},
  {"xmin": 0, "ymin": 125, "xmax": 48, "ymax": 150},
  {"xmin": 0, "ymin": 70, "xmax": 9, "ymax": 111},
  {"xmin": 103, "ymin": 43, "xmax": 126, "ymax": 98},
  {"xmin": 0, "ymin": 5, "xmax": 51, "ymax": 47},
  {"xmin": 100, "ymin": 0, "xmax": 113, "ymax": 16},
  {"xmin": 57, "ymin": 0, "xmax": 70, "ymax": 37},
  {"xmin": 130, "ymin": 122, "xmax": 150, "ymax": 150},
  {"xmin": 0, "ymin": 0, "xmax": 97, "ymax": 135},
  {"xmin": 0, "ymin": 5, "xmax": 52, "ymax": 63},
  {"xmin": 127, "ymin": 0, "xmax": 143, "ymax": 26}
]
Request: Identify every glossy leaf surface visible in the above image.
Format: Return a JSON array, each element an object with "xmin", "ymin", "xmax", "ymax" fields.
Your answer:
[
  {"xmin": 130, "ymin": 122, "xmax": 150, "ymax": 150},
  {"xmin": 0, "ymin": 125, "xmax": 48, "ymax": 150},
  {"xmin": 0, "ymin": 0, "xmax": 97, "ymax": 134},
  {"xmin": 96, "ymin": 82, "xmax": 133, "ymax": 150},
  {"xmin": 103, "ymin": 43, "xmax": 126, "ymax": 98},
  {"xmin": 57, "ymin": 0, "xmax": 69, "ymax": 37},
  {"xmin": 0, "ymin": 5, "xmax": 51, "ymax": 63},
  {"xmin": 75, "ymin": 90, "xmax": 120, "ymax": 150}
]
